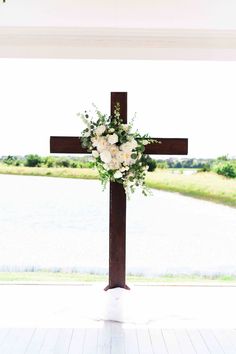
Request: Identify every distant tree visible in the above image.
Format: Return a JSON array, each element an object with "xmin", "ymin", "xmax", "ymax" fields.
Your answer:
[
  {"xmin": 24, "ymin": 154, "xmax": 42, "ymax": 167},
  {"xmin": 144, "ymin": 156, "xmax": 157, "ymax": 172}
]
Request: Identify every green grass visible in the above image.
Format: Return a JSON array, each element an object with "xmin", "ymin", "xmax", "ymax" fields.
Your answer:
[
  {"xmin": 1, "ymin": 272, "xmax": 236, "ymax": 284},
  {"xmin": 146, "ymin": 170, "xmax": 236, "ymax": 207},
  {"xmin": 0, "ymin": 165, "xmax": 235, "ymax": 207}
]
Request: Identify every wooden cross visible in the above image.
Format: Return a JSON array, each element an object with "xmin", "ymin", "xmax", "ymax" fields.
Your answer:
[{"xmin": 50, "ymin": 92, "xmax": 188, "ymax": 290}]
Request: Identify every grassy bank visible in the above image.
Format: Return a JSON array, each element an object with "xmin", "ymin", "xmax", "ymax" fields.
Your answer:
[
  {"xmin": 1, "ymin": 272, "xmax": 236, "ymax": 285},
  {"xmin": 146, "ymin": 170, "xmax": 236, "ymax": 207},
  {"xmin": 0, "ymin": 165, "xmax": 235, "ymax": 207}
]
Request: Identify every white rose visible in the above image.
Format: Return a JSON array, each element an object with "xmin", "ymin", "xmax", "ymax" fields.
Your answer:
[
  {"xmin": 108, "ymin": 133, "xmax": 118, "ymax": 145},
  {"xmin": 114, "ymin": 171, "xmax": 123, "ymax": 179},
  {"xmin": 109, "ymin": 145, "xmax": 119, "ymax": 157},
  {"xmin": 129, "ymin": 139, "xmax": 138, "ymax": 149},
  {"xmin": 120, "ymin": 142, "xmax": 133, "ymax": 152},
  {"xmin": 100, "ymin": 150, "xmax": 112, "ymax": 164},
  {"xmin": 108, "ymin": 158, "xmax": 121, "ymax": 170},
  {"xmin": 92, "ymin": 150, "xmax": 99, "ymax": 158},
  {"xmin": 97, "ymin": 137, "xmax": 109, "ymax": 152},
  {"xmin": 95, "ymin": 125, "xmax": 106, "ymax": 136}
]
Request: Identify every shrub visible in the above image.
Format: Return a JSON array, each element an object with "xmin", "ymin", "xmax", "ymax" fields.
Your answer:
[
  {"xmin": 55, "ymin": 158, "xmax": 71, "ymax": 168},
  {"xmin": 43, "ymin": 157, "xmax": 56, "ymax": 168},
  {"xmin": 145, "ymin": 156, "xmax": 157, "ymax": 172},
  {"xmin": 3, "ymin": 155, "xmax": 17, "ymax": 165},
  {"xmin": 199, "ymin": 163, "xmax": 211, "ymax": 172},
  {"xmin": 214, "ymin": 162, "xmax": 236, "ymax": 178},
  {"xmin": 24, "ymin": 154, "xmax": 42, "ymax": 167}
]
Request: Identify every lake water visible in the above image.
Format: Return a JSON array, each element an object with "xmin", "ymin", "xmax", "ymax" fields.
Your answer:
[{"xmin": 0, "ymin": 174, "xmax": 236, "ymax": 276}]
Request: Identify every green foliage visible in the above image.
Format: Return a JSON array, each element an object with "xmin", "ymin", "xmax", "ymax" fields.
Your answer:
[
  {"xmin": 24, "ymin": 154, "xmax": 42, "ymax": 167},
  {"xmin": 55, "ymin": 158, "xmax": 71, "ymax": 168},
  {"xmin": 3, "ymin": 156, "xmax": 17, "ymax": 165},
  {"xmin": 43, "ymin": 156, "xmax": 56, "ymax": 168},
  {"xmin": 144, "ymin": 156, "xmax": 157, "ymax": 171},
  {"xmin": 156, "ymin": 161, "xmax": 168, "ymax": 169},
  {"xmin": 214, "ymin": 162, "xmax": 236, "ymax": 178},
  {"xmin": 199, "ymin": 163, "xmax": 211, "ymax": 172}
]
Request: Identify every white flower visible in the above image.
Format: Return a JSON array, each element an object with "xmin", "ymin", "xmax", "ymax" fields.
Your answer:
[
  {"xmin": 120, "ymin": 142, "xmax": 133, "ymax": 152},
  {"xmin": 100, "ymin": 150, "xmax": 112, "ymax": 164},
  {"xmin": 114, "ymin": 170, "xmax": 123, "ymax": 179},
  {"xmin": 109, "ymin": 128, "xmax": 115, "ymax": 133},
  {"xmin": 121, "ymin": 124, "xmax": 129, "ymax": 132},
  {"xmin": 129, "ymin": 138, "xmax": 138, "ymax": 149},
  {"xmin": 108, "ymin": 158, "xmax": 121, "ymax": 170},
  {"xmin": 96, "ymin": 137, "xmax": 109, "ymax": 152},
  {"xmin": 120, "ymin": 151, "xmax": 133, "ymax": 165},
  {"xmin": 109, "ymin": 145, "xmax": 120, "ymax": 160},
  {"xmin": 92, "ymin": 150, "xmax": 99, "ymax": 158},
  {"xmin": 95, "ymin": 125, "xmax": 106, "ymax": 136},
  {"xmin": 108, "ymin": 133, "xmax": 118, "ymax": 145},
  {"xmin": 143, "ymin": 140, "xmax": 149, "ymax": 145}
]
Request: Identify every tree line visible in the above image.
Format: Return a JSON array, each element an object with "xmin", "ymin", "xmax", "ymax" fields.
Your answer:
[{"xmin": 0, "ymin": 154, "xmax": 235, "ymax": 178}]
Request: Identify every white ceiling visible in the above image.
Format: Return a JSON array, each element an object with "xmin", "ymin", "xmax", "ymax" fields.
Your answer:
[
  {"xmin": 1, "ymin": 0, "xmax": 236, "ymax": 60},
  {"xmin": 1, "ymin": 0, "xmax": 236, "ymax": 29}
]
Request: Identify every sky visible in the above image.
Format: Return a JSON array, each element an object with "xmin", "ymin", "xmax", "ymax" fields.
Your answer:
[{"xmin": 0, "ymin": 58, "xmax": 235, "ymax": 159}]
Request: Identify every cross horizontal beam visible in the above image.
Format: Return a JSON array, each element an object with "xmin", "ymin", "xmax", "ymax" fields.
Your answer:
[{"xmin": 50, "ymin": 137, "xmax": 188, "ymax": 155}]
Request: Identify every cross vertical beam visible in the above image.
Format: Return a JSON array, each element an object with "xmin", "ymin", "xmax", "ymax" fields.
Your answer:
[{"xmin": 105, "ymin": 92, "xmax": 129, "ymax": 290}]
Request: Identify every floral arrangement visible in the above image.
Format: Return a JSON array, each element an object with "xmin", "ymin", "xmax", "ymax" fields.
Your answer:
[{"xmin": 78, "ymin": 103, "xmax": 156, "ymax": 196}]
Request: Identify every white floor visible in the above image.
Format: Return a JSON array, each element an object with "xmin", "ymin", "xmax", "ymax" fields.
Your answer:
[{"xmin": 0, "ymin": 284, "xmax": 236, "ymax": 328}]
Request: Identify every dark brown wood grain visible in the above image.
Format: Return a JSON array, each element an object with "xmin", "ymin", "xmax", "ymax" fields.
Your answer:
[
  {"xmin": 50, "ymin": 137, "xmax": 188, "ymax": 155},
  {"xmin": 106, "ymin": 92, "xmax": 129, "ymax": 290}
]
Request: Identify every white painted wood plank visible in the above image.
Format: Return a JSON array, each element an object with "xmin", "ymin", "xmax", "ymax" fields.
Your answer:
[
  {"xmin": 25, "ymin": 328, "xmax": 47, "ymax": 354},
  {"xmin": 222, "ymin": 330, "xmax": 236, "ymax": 352},
  {"xmin": 0, "ymin": 329, "xmax": 16, "ymax": 353},
  {"xmin": 175, "ymin": 329, "xmax": 196, "ymax": 354},
  {"xmin": 39, "ymin": 328, "xmax": 60, "ymax": 354},
  {"xmin": 11, "ymin": 329, "xmax": 35, "ymax": 354},
  {"xmin": 0, "ymin": 328, "xmax": 10, "ymax": 345},
  {"xmin": 213, "ymin": 330, "xmax": 236, "ymax": 354},
  {"xmin": 124, "ymin": 326, "xmax": 139, "ymax": 354},
  {"xmin": 83, "ymin": 328, "xmax": 98, "ymax": 354},
  {"xmin": 54, "ymin": 329, "xmax": 73, "ymax": 354},
  {"xmin": 111, "ymin": 322, "xmax": 125, "ymax": 354},
  {"xmin": 149, "ymin": 328, "xmax": 168, "ymax": 354},
  {"xmin": 200, "ymin": 329, "xmax": 225, "ymax": 354},
  {"xmin": 187, "ymin": 330, "xmax": 210, "ymax": 354},
  {"xmin": 162, "ymin": 329, "xmax": 182, "ymax": 354},
  {"xmin": 0, "ymin": 328, "xmax": 35, "ymax": 354},
  {"xmin": 68, "ymin": 328, "xmax": 86, "ymax": 354},
  {"xmin": 136, "ymin": 328, "xmax": 153, "ymax": 354},
  {"xmin": 97, "ymin": 322, "xmax": 111, "ymax": 354}
]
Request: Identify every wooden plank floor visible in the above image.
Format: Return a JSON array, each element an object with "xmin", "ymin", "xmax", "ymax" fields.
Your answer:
[{"xmin": 0, "ymin": 326, "xmax": 236, "ymax": 353}]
